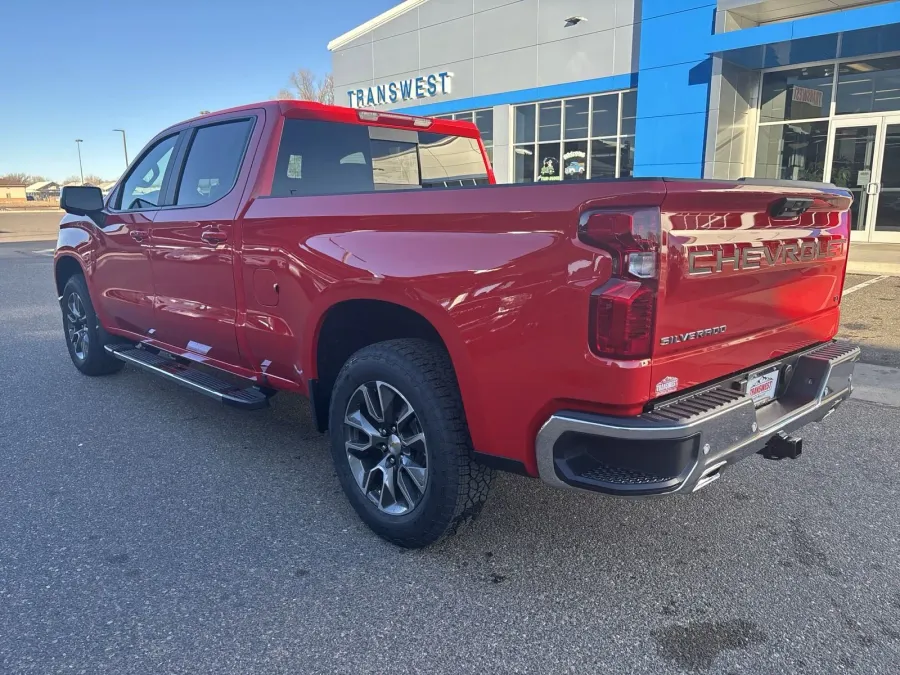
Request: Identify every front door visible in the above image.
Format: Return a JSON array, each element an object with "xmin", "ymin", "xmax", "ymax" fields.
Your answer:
[
  {"xmin": 825, "ymin": 115, "xmax": 900, "ymax": 243},
  {"xmin": 872, "ymin": 116, "xmax": 900, "ymax": 241},
  {"xmin": 148, "ymin": 115, "xmax": 258, "ymax": 370},
  {"xmin": 91, "ymin": 133, "xmax": 181, "ymax": 336}
]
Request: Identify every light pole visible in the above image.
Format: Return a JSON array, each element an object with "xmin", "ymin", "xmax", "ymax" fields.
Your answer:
[
  {"xmin": 75, "ymin": 139, "xmax": 84, "ymax": 185},
  {"xmin": 113, "ymin": 129, "xmax": 129, "ymax": 168}
]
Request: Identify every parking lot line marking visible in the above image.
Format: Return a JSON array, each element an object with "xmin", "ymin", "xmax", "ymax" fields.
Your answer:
[
  {"xmin": 32, "ymin": 248, "xmax": 54, "ymax": 256},
  {"xmin": 842, "ymin": 275, "xmax": 888, "ymax": 297}
]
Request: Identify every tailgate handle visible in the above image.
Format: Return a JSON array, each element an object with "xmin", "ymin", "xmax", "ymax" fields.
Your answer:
[{"xmin": 770, "ymin": 197, "xmax": 813, "ymax": 219}]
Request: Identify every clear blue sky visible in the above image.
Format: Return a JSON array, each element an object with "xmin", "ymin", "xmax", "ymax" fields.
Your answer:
[{"xmin": 0, "ymin": 0, "xmax": 397, "ymax": 182}]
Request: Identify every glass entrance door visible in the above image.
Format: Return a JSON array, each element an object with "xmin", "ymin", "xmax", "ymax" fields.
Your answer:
[
  {"xmin": 825, "ymin": 119, "xmax": 880, "ymax": 241},
  {"xmin": 873, "ymin": 117, "xmax": 900, "ymax": 240},
  {"xmin": 826, "ymin": 115, "xmax": 900, "ymax": 243}
]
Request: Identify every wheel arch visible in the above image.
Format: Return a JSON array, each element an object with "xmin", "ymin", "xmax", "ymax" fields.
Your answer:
[
  {"xmin": 54, "ymin": 254, "xmax": 86, "ymax": 297},
  {"xmin": 307, "ymin": 295, "xmax": 479, "ymax": 435}
]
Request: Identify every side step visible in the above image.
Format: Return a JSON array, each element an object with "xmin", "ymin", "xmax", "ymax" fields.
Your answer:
[{"xmin": 105, "ymin": 345, "xmax": 269, "ymax": 410}]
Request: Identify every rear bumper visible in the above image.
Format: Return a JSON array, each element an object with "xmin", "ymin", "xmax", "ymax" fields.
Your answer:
[{"xmin": 535, "ymin": 340, "xmax": 860, "ymax": 496}]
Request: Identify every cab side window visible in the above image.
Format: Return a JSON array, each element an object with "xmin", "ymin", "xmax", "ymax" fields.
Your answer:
[
  {"xmin": 175, "ymin": 119, "xmax": 253, "ymax": 206},
  {"xmin": 272, "ymin": 119, "xmax": 374, "ymax": 197},
  {"xmin": 118, "ymin": 134, "xmax": 178, "ymax": 211}
]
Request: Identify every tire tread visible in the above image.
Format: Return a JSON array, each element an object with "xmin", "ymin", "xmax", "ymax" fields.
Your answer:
[{"xmin": 332, "ymin": 338, "xmax": 493, "ymax": 547}]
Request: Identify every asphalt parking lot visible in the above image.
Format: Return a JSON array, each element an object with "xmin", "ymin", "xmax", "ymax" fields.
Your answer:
[
  {"xmin": 839, "ymin": 274, "xmax": 900, "ymax": 367},
  {"xmin": 1, "ymin": 241, "xmax": 899, "ymax": 674}
]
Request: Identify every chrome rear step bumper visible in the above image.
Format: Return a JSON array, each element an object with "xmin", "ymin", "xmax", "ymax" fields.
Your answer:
[{"xmin": 535, "ymin": 340, "xmax": 860, "ymax": 496}]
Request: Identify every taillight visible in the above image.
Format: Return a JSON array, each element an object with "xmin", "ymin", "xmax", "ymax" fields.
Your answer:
[{"xmin": 579, "ymin": 208, "xmax": 661, "ymax": 360}]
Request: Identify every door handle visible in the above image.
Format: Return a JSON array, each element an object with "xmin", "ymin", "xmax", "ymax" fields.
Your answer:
[
  {"xmin": 130, "ymin": 230, "xmax": 148, "ymax": 242},
  {"xmin": 200, "ymin": 229, "xmax": 227, "ymax": 245},
  {"xmin": 866, "ymin": 182, "xmax": 880, "ymax": 196}
]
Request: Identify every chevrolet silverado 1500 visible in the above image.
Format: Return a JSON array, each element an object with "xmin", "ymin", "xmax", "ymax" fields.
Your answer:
[{"xmin": 55, "ymin": 101, "xmax": 859, "ymax": 547}]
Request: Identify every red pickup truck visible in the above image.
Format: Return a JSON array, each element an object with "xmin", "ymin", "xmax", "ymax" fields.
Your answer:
[{"xmin": 55, "ymin": 100, "xmax": 859, "ymax": 547}]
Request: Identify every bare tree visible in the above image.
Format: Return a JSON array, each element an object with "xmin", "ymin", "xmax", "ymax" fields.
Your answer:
[
  {"xmin": 1, "ymin": 172, "xmax": 48, "ymax": 184},
  {"xmin": 82, "ymin": 174, "xmax": 107, "ymax": 186},
  {"xmin": 278, "ymin": 68, "xmax": 334, "ymax": 105},
  {"xmin": 62, "ymin": 175, "xmax": 82, "ymax": 185}
]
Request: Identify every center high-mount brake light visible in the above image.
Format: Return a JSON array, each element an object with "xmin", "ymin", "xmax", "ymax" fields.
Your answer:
[
  {"xmin": 357, "ymin": 110, "xmax": 433, "ymax": 128},
  {"xmin": 579, "ymin": 208, "xmax": 661, "ymax": 360}
]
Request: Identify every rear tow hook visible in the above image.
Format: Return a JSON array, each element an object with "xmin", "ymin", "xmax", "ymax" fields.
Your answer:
[{"xmin": 760, "ymin": 432, "xmax": 803, "ymax": 460}]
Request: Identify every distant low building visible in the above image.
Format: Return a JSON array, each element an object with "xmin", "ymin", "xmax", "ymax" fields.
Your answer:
[
  {"xmin": 0, "ymin": 179, "xmax": 27, "ymax": 201},
  {"xmin": 25, "ymin": 181, "xmax": 61, "ymax": 201},
  {"xmin": 98, "ymin": 181, "xmax": 117, "ymax": 196}
]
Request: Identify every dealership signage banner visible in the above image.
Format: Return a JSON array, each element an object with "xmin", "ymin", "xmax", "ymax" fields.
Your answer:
[
  {"xmin": 791, "ymin": 85, "xmax": 823, "ymax": 109},
  {"xmin": 347, "ymin": 71, "xmax": 453, "ymax": 108}
]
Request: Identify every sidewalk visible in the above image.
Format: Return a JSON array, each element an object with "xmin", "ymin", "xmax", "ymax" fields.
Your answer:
[{"xmin": 847, "ymin": 242, "xmax": 900, "ymax": 276}]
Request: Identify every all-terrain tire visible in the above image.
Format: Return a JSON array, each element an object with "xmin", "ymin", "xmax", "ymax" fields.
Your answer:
[
  {"xmin": 329, "ymin": 338, "xmax": 493, "ymax": 548},
  {"xmin": 61, "ymin": 274, "xmax": 125, "ymax": 376}
]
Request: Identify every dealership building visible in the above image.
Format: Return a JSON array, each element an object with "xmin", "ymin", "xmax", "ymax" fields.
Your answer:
[{"xmin": 330, "ymin": 0, "xmax": 900, "ymax": 243}]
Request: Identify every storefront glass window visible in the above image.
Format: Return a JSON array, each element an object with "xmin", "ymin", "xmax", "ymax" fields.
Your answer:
[
  {"xmin": 564, "ymin": 98, "xmax": 590, "ymax": 140},
  {"xmin": 513, "ymin": 90, "xmax": 636, "ymax": 182},
  {"xmin": 475, "ymin": 109, "xmax": 494, "ymax": 145},
  {"xmin": 621, "ymin": 91, "xmax": 637, "ymax": 136},
  {"xmin": 760, "ymin": 65, "xmax": 833, "ymax": 123},
  {"xmin": 620, "ymin": 137, "xmax": 635, "ymax": 177},
  {"xmin": 754, "ymin": 121, "xmax": 829, "ymax": 181},
  {"xmin": 539, "ymin": 101, "xmax": 562, "ymax": 142},
  {"xmin": 875, "ymin": 124, "xmax": 900, "ymax": 232},
  {"xmin": 563, "ymin": 140, "xmax": 588, "ymax": 180},
  {"xmin": 429, "ymin": 109, "xmax": 494, "ymax": 167},
  {"xmin": 537, "ymin": 142, "xmax": 562, "ymax": 181},
  {"xmin": 513, "ymin": 145, "xmax": 535, "ymax": 183},
  {"xmin": 590, "ymin": 138, "xmax": 617, "ymax": 179},
  {"xmin": 836, "ymin": 56, "xmax": 900, "ymax": 115},
  {"xmin": 591, "ymin": 94, "xmax": 618, "ymax": 137},
  {"xmin": 515, "ymin": 104, "xmax": 536, "ymax": 144}
]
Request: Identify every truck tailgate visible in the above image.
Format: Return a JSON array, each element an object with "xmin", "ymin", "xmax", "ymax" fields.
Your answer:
[{"xmin": 650, "ymin": 179, "xmax": 852, "ymax": 399}]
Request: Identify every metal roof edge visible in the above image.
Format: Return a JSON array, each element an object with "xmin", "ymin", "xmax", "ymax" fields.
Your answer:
[{"xmin": 327, "ymin": 0, "xmax": 428, "ymax": 51}]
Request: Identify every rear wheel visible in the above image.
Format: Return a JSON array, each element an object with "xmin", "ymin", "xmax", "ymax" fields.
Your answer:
[
  {"xmin": 61, "ymin": 275, "xmax": 125, "ymax": 376},
  {"xmin": 328, "ymin": 339, "xmax": 493, "ymax": 548}
]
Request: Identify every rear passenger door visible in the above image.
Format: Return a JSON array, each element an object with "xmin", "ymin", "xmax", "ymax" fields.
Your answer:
[{"xmin": 148, "ymin": 113, "xmax": 260, "ymax": 369}]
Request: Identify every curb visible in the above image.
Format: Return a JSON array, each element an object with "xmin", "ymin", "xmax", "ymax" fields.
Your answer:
[{"xmin": 847, "ymin": 262, "xmax": 900, "ymax": 277}]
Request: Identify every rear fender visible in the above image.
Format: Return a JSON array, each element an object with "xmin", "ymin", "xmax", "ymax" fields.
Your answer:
[{"xmin": 305, "ymin": 282, "xmax": 486, "ymax": 447}]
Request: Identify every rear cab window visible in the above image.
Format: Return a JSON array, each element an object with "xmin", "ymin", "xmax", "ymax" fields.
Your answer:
[{"xmin": 271, "ymin": 118, "xmax": 489, "ymax": 197}]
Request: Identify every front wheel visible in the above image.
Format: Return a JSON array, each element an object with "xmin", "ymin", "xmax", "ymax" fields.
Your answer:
[
  {"xmin": 328, "ymin": 339, "xmax": 493, "ymax": 548},
  {"xmin": 61, "ymin": 275, "xmax": 125, "ymax": 376}
]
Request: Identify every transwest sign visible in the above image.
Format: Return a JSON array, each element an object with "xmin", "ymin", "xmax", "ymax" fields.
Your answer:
[{"xmin": 347, "ymin": 71, "xmax": 453, "ymax": 109}]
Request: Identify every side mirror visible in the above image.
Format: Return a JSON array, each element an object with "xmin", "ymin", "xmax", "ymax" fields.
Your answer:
[{"xmin": 60, "ymin": 185, "xmax": 105, "ymax": 216}]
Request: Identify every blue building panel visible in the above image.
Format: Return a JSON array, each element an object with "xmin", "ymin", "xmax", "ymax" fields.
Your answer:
[
  {"xmin": 634, "ymin": 0, "xmax": 716, "ymax": 177},
  {"xmin": 631, "ymin": 162, "xmax": 705, "ymax": 178},
  {"xmin": 640, "ymin": 0, "xmax": 716, "ymax": 21},
  {"xmin": 638, "ymin": 4, "xmax": 718, "ymax": 70},
  {"xmin": 634, "ymin": 112, "xmax": 708, "ymax": 168},
  {"xmin": 635, "ymin": 61, "xmax": 712, "ymax": 119}
]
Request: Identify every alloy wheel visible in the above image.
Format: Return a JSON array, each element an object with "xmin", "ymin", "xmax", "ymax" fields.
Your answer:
[
  {"xmin": 66, "ymin": 292, "xmax": 90, "ymax": 361},
  {"xmin": 343, "ymin": 381, "xmax": 428, "ymax": 516}
]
